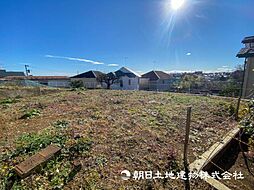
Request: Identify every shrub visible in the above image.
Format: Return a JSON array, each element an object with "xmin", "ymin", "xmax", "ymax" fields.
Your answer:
[
  {"xmin": 70, "ymin": 80, "xmax": 84, "ymax": 89},
  {"xmin": 239, "ymin": 99, "xmax": 254, "ymax": 151},
  {"xmin": 240, "ymin": 100, "xmax": 254, "ymax": 135}
]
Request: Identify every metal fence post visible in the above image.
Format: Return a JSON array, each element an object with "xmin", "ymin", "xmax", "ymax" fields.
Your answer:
[{"xmin": 184, "ymin": 107, "xmax": 191, "ymax": 190}]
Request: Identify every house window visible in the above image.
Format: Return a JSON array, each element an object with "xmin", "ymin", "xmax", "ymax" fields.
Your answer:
[
  {"xmin": 162, "ymin": 80, "xmax": 165, "ymax": 84},
  {"xmin": 129, "ymin": 79, "xmax": 131, "ymax": 85},
  {"xmin": 120, "ymin": 80, "xmax": 123, "ymax": 87}
]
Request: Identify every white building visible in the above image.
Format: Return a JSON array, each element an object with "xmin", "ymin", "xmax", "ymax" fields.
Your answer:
[{"xmin": 111, "ymin": 67, "xmax": 140, "ymax": 90}]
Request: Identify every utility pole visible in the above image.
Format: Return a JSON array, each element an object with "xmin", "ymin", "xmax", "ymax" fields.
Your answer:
[
  {"xmin": 24, "ymin": 65, "xmax": 31, "ymax": 76},
  {"xmin": 235, "ymin": 58, "xmax": 247, "ymax": 121},
  {"xmin": 184, "ymin": 107, "xmax": 191, "ymax": 190}
]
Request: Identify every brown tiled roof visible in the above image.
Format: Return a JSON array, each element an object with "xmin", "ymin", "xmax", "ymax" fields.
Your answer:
[
  {"xmin": 142, "ymin": 71, "xmax": 171, "ymax": 81},
  {"xmin": 3, "ymin": 76, "xmax": 70, "ymax": 80}
]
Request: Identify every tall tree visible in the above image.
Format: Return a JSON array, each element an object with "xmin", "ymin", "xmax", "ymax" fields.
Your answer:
[{"xmin": 97, "ymin": 72, "xmax": 118, "ymax": 89}]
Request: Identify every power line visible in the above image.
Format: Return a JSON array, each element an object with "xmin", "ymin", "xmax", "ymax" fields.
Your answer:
[
  {"xmin": 198, "ymin": 114, "xmax": 237, "ymax": 172},
  {"xmin": 198, "ymin": 120, "xmax": 254, "ymax": 181}
]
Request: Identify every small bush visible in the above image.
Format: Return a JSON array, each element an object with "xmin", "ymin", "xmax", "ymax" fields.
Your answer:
[
  {"xmin": 240, "ymin": 100, "xmax": 254, "ymax": 134},
  {"xmin": 239, "ymin": 99, "xmax": 254, "ymax": 151},
  {"xmin": 70, "ymin": 80, "xmax": 84, "ymax": 89}
]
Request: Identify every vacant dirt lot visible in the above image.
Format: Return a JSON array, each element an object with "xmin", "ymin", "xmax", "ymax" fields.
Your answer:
[{"xmin": 0, "ymin": 89, "xmax": 238, "ymax": 189}]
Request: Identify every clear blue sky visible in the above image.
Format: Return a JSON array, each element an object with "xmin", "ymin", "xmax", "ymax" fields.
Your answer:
[{"xmin": 0, "ymin": 0, "xmax": 253, "ymax": 76}]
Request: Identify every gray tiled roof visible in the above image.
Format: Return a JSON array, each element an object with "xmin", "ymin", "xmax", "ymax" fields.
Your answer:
[
  {"xmin": 114, "ymin": 67, "xmax": 140, "ymax": 78},
  {"xmin": 237, "ymin": 48, "xmax": 254, "ymax": 58},
  {"xmin": 71, "ymin": 70, "xmax": 105, "ymax": 78},
  {"xmin": 242, "ymin": 36, "xmax": 254, "ymax": 43}
]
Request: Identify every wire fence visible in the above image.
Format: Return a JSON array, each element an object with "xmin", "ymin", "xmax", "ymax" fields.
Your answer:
[
  {"xmin": 181, "ymin": 100, "xmax": 254, "ymax": 189},
  {"xmin": 0, "ymin": 76, "xmax": 253, "ymax": 189},
  {"xmin": 0, "ymin": 79, "xmax": 48, "ymax": 87}
]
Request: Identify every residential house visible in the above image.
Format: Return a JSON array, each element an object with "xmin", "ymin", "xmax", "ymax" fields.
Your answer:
[
  {"xmin": 141, "ymin": 70, "xmax": 172, "ymax": 91},
  {"xmin": 0, "ymin": 69, "xmax": 25, "ymax": 78},
  {"xmin": 71, "ymin": 70, "xmax": 105, "ymax": 89},
  {"xmin": 237, "ymin": 35, "xmax": 254, "ymax": 98},
  {"xmin": 3, "ymin": 76, "xmax": 70, "ymax": 88},
  {"xmin": 111, "ymin": 67, "xmax": 140, "ymax": 90}
]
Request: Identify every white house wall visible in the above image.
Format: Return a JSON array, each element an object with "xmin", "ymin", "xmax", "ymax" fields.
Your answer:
[
  {"xmin": 48, "ymin": 80, "xmax": 70, "ymax": 88},
  {"xmin": 111, "ymin": 76, "xmax": 139, "ymax": 90},
  {"xmin": 153, "ymin": 79, "xmax": 171, "ymax": 91},
  {"xmin": 139, "ymin": 78, "xmax": 149, "ymax": 90},
  {"xmin": 71, "ymin": 78, "xmax": 102, "ymax": 89}
]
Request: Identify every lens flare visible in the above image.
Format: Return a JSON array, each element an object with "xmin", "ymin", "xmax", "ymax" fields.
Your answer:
[{"xmin": 171, "ymin": 0, "xmax": 185, "ymax": 10}]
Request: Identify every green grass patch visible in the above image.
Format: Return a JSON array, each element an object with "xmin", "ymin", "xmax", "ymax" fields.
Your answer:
[
  {"xmin": 0, "ymin": 123, "xmax": 93, "ymax": 190},
  {"xmin": 20, "ymin": 109, "xmax": 41, "ymax": 119},
  {"xmin": 0, "ymin": 98, "xmax": 18, "ymax": 105}
]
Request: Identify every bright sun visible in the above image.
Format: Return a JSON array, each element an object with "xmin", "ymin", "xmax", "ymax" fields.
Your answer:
[{"xmin": 171, "ymin": 0, "xmax": 185, "ymax": 10}]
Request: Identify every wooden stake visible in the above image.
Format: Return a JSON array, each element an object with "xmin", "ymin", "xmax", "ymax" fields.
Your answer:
[{"xmin": 184, "ymin": 107, "xmax": 191, "ymax": 190}]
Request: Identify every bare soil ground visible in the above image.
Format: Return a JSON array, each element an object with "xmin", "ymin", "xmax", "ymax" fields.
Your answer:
[
  {"xmin": 224, "ymin": 153, "xmax": 254, "ymax": 190},
  {"xmin": 0, "ymin": 88, "xmax": 239, "ymax": 189}
]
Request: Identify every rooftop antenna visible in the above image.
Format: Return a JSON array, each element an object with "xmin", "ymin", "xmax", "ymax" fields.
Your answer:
[
  {"xmin": 124, "ymin": 57, "xmax": 128, "ymax": 66},
  {"xmin": 153, "ymin": 60, "xmax": 157, "ymax": 70}
]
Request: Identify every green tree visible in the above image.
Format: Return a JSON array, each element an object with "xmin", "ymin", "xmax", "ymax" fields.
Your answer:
[
  {"xmin": 179, "ymin": 74, "xmax": 205, "ymax": 92},
  {"xmin": 70, "ymin": 80, "xmax": 84, "ymax": 89},
  {"xmin": 97, "ymin": 72, "xmax": 118, "ymax": 89}
]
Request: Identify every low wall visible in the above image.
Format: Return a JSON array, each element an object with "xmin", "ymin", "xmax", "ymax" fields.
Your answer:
[{"xmin": 0, "ymin": 87, "xmax": 62, "ymax": 99}]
